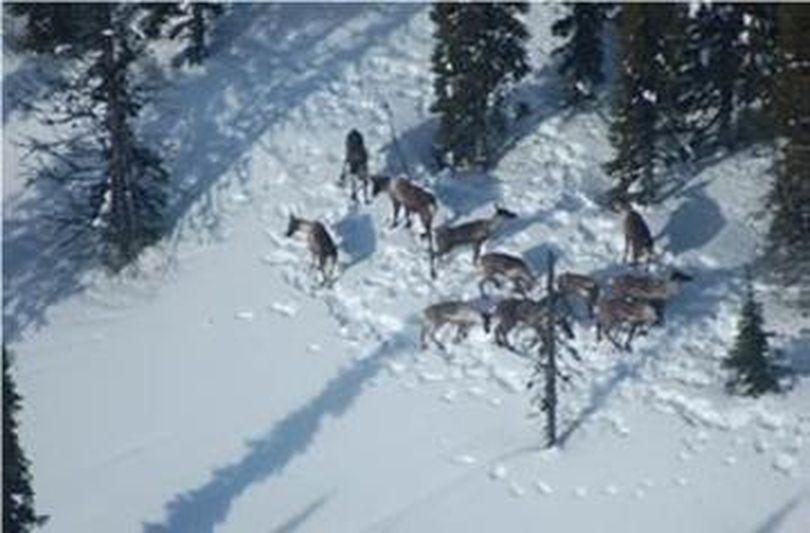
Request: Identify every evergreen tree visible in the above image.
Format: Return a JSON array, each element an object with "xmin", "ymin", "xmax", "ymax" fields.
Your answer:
[
  {"xmin": 430, "ymin": 2, "xmax": 530, "ymax": 168},
  {"xmin": 142, "ymin": 2, "xmax": 225, "ymax": 66},
  {"xmin": 605, "ymin": 4, "xmax": 693, "ymax": 203},
  {"xmin": 736, "ymin": 3, "xmax": 778, "ymax": 130},
  {"xmin": 551, "ymin": 3, "xmax": 609, "ymax": 105},
  {"xmin": 605, "ymin": 4, "xmax": 664, "ymax": 202},
  {"xmin": 678, "ymin": 3, "xmax": 777, "ymax": 154},
  {"xmin": 768, "ymin": 4, "xmax": 810, "ymax": 289},
  {"xmin": 724, "ymin": 272, "xmax": 781, "ymax": 397},
  {"xmin": 685, "ymin": 3, "xmax": 744, "ymax": 152},
  {"xmin": 3, "ymin": 348, "xmax": 47, "ymax": 532},
  {"xmin": 25, "ymin": 4, "xmax": 169, "ymax": 270}
]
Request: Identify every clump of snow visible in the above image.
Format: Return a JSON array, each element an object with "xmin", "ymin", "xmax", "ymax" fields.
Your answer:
[
  {"xmin": 535, "ymin": 481, "xmax": 553, "ymax": 496},
  {"xmin": 270, "ymin": 300, "xmax": 298, "ymax": 317},
  {"xmin": 234, "ymin": 310, "xmax": 256, "ymax": 321},
  {"xmin": 509, "ymin": 481, "xmax": 527, "ymax": 498},
  {"xmin": 489, "ymin": 464, "xmax": 508, "ymax": 481},
  {"xmin": 772, "ymin": 453, "xmax": 799, "ymax": 476},
  {"xmin": 452, "ymin": 454, "xmax": 478, "ymax": 466}
]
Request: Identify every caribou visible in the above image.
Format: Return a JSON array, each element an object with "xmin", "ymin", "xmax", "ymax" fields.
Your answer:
[
  {"xmin": 557, "ymin": 272, "xmax": 600, "ymax": 318},
  {"xmin": 477, "ymin": 252, "xmax": 536, "ymax": 297},
  {"xmin": 371, "ymin": 175, "xmax": 438, "ymax": 240},
  {"xmin": 609, "ymin": 269, "xmax": 693, "ymax": 324},
  {"xmin": 420, "ymin": 300, "xmax": 491, "ymax": 351},
  {"xmin": 615, "ymin": 199, "xmax": 654, "ymax": 266},
  {"xmin": 491, "ymin": 296, "xmax": 574, "ymax": 352},
  {"xmin": 339, "ymin": 129, "xmax": 370, "ymax": 204},
  {"xmin": 431, "ymin": 206, "xmax": 517, "ymax": 278},
  {"xmin": 285, "ymin": 215, "xmax": 338, "ymax": 285},
  {"xmin": 595, "ymin": 297, "xmax": 658, "ymax": 351}
]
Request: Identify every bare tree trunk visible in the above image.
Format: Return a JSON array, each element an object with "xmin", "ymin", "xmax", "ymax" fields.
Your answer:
[
  {"xmin": 543, "ymin": 251, "xmax": 557, "ymax": 448},
  {"xmin": 101, "ymin": 5, "xmax": 137, "ymax": 265}
]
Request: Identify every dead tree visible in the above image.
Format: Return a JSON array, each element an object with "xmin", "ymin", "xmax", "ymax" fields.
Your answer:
[{"xmin": 528, "ymin": 251, "xmax": 580, "ymax": 448}]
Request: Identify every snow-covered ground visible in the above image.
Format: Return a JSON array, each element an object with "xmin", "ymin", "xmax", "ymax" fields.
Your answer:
[{"xmin": 4, "ymin": 4, "xmax": 809, "ymax": 533}]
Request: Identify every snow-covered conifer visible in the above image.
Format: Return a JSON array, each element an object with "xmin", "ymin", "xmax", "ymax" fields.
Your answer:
[{"xmin": 430, "ymin": 2, "xmax": 530, "ymax": 168}]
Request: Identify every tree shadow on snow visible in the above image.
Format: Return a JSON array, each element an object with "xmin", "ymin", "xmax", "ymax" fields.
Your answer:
[
  {"xmin": 146, "ymin": 3, "xmax": 425, "ymax": 232},
  {"xmin": 271, "ymin": 493, "xmax": 333, "ymax": 533},
  {"xmin": 3, "ymin": 4, "xmax": 424, "ymax": 342},
  {"xmin": 3, "ymin": 185, "xmax": 100, "ymax": 342},
  {"xmin": 559, "ymin": 349, "xmax": 653, "ymax": 447},
  {"xmin": 2, "ymin": 53, "xmax": 63, "ymax": 124},
  {"xmin": 753, "ymin": 491, "xmax": 809, "ymax": 533},
  {"xmin": 142, "ymin": 325, "xmax": 418, "ymax": 533}
]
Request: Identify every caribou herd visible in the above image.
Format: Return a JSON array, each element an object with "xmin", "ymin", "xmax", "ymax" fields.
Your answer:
[{"xmin": 286, "ymin": 129, "xmax": 693, "ymax": 353}]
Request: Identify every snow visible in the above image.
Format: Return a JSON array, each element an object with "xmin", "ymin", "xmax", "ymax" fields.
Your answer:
[{"xmin": 3, "ymin": 4, "xmax": 810, "ymax": 533}]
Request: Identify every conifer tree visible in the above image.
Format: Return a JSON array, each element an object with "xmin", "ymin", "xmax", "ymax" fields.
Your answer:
[
  {"xmin": 3, "ymin": 348, "xmax": 47, "ymax": 532},
  {"xmin": 605, "ymin": 4, "xmax": 692, "ymax": 202},
  {"xmin": 768, "ymin": 4, "xmax": 810, "ymax": 289},
  {"xmin": 430, "ymin": 2, "xmax": 530, "ymax": 168},
  {"xmin": 736, "ymin": 3, "xmax": 778, "ymax": 125},
  {"xmin": 685, "ymin": 4, "xmax": 744, "ymax": 152},
  {"xmin": 605, "ymin": 4, "xmax": 663, "ymax": 202},
  {"xmin": 551, "ymin": 3, "xmax": 609, "ymax": 105},
  {"xmin": 24, "ymin": 4, "xmax": 169, "ymax": 270},
  {"xmin": 678, "ymin": 3, "xmax": 777, "ymax": 154},
  {"xmin": 724, "ymin": 272, "xmax": 781, "ymax": 397}
]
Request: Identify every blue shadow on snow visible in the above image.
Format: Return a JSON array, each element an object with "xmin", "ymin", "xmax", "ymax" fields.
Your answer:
[{"xmin": 142, "ymin": 326, "xmax": 417, "ymax": 533}]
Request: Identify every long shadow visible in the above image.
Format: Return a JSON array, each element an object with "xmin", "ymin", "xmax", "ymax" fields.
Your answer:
[
  {"xmin": 753, "ymin": 491, "xmax": 808, "ymax": 533},
  {"xmin": 3, "ymin": 4, "xmax": 424, "ymax": 342},
  {"xmin": 3, "ymin": 185, "xmax": 98, "ymax": 341},
  {"xmin": 2, "ymin": 53, "xmax": 63, "ymax": 124},
  {"xmin": 558, "ymin": 352, "xmax": 650, "ymax": 446},
  {"xmin": 657, "ymin": 181, "xmax": 726, "ymax": 255},
  {"xmin": 334, "ymin": 212, "xmax": 376, "ymax": 270},
  {"xmin": 142, "ymin": 326, "xmax": 416, "ymax": 533},
  {"xmin": 271, "ymin": 493, "xmax": 333, "ymax": 533},
  {"xmin": 147, "ymin": 3, "xmax": 424, "ymax": 230}
]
